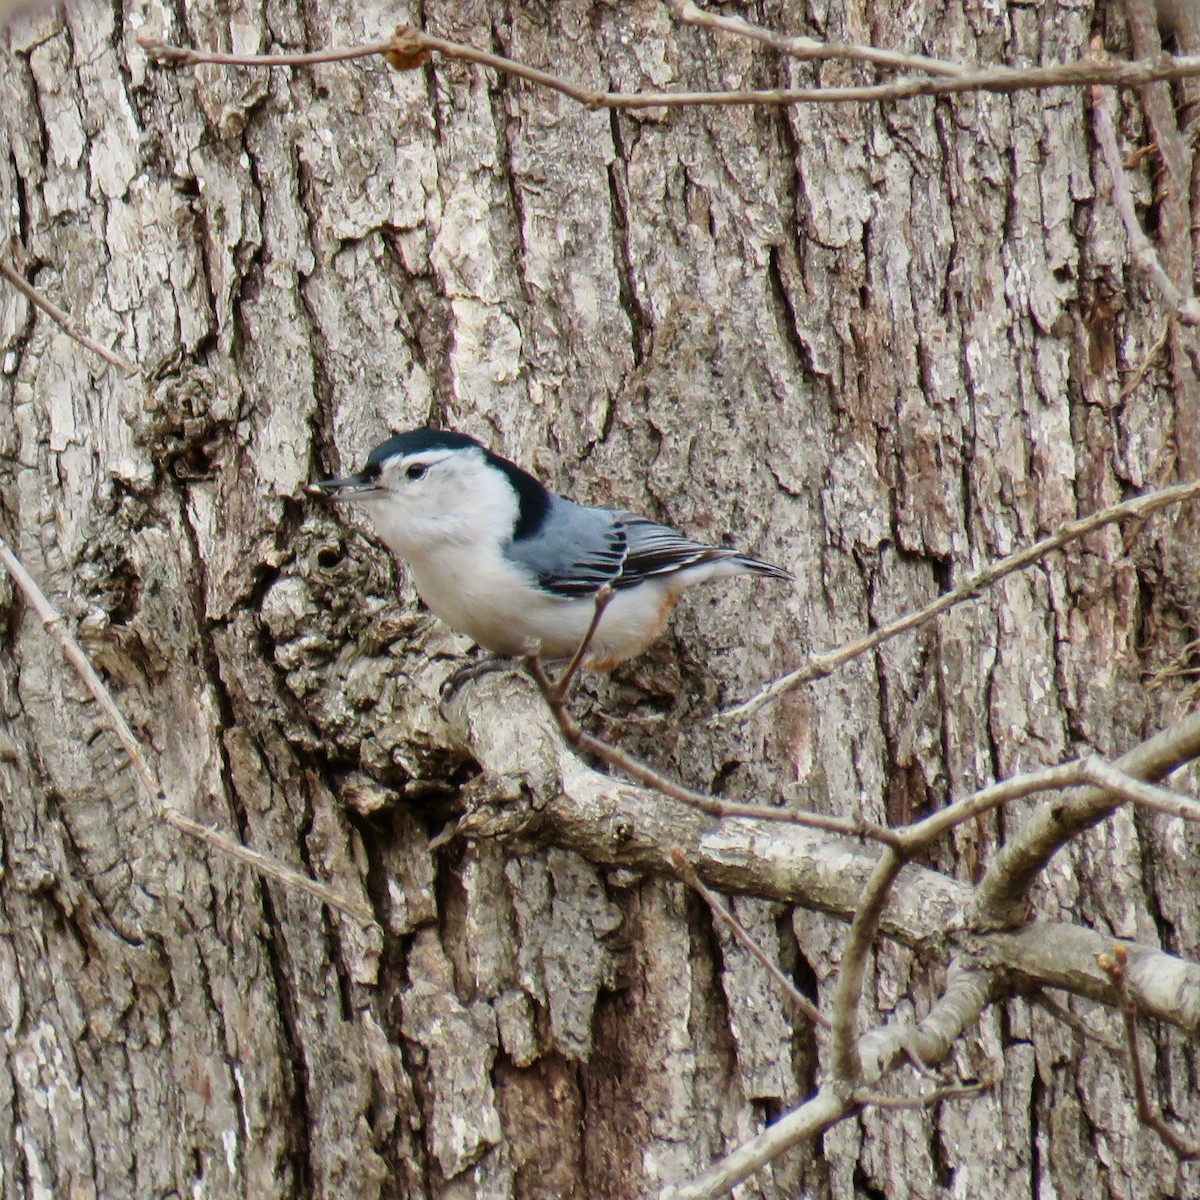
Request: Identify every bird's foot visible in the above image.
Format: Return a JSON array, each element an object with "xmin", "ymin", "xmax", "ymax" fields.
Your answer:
[{"xmin": 439, "ymin": 655, "xmax": 522, "ymax": 702}]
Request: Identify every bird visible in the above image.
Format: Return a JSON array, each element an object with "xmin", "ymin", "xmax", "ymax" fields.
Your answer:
[{"xmin": 312, "ymin": 429, "xmax": 792, "ymax": 670}]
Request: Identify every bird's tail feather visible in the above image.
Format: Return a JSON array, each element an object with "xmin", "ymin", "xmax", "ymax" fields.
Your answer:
[{"xmin": 730, "ymin": 553, "xmax": 793, "ymax": 582}]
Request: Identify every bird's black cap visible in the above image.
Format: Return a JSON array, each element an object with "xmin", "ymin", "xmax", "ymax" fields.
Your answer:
[
  {"xmin": 365, "ymin": 428, "xmax": 484, "ymax": 468},
  {"xmin": 316, "ymin": 428, "xmax": 551, "ymax": 540}
]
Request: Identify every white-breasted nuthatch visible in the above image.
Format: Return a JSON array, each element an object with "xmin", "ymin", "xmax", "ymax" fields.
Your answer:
[{"xmin": 313, "ymin": 429, "xmax": 792, "ymax": 669}]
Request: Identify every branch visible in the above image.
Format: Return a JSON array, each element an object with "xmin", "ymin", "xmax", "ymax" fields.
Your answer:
[
  {"xmin": 0, "ymin": 537, "xmax": 375, "ymax": 926},
  {"xmin": 664, "ymin": 0, "xmax": 968, "ymax": 78},
  {"xmin": 439, "ymin": 670, "xmax": 1200, "ymax": 1034},
  {"xmin": 1118, "ymin": 318, "xmax": 1171, "ymax": 402},
  {"xmin": 972, "ymin": 708, "xmax": 1200, "ymax": 928},
  {"xmin": 1091, "ymin": 81, "xmax": 1200, "ymax": 325},
  {"xmin": 664, "ymin": 1085, "xmax": 848, "ymax": 1200},
  {"xmin": 1082, "ymin": 758, "xmax": 1200, "ymax": 823},
  {"xmin": 137, "ymin": 36, "xmax": 394, "ymax": 69},
  {"xmin": 829, "ymin": 847, "xmax": 905, "ymax": 1086},
  {"xmin": 721, "ymin": 477, "xmax": 1200, "ymax": 723},
  {"xmin": 666, "ymin": 962, "xmax": 996, "ymax": 1198},
  {"xmin": 1031, "ymin": 993, "xmax": 1124, "ymax": 1055},
  {"xmin": 856, "ymin": 1076, "xmax": 994, "ymax": 1110},
  {"xmin": 0, "ymin": 257, "xmax": 138, "ymax": 377},
  {"xmin": 983, "ymin": 924, "xmax": 1199, "ymax": 1037},
  {"xmin": 138, "ymin": 28, "xmax": 1200, "ymax": 110},
  {"xmin": 546, "ymin": 583, "xmax": 613, "ymax": 702},
  {"xmin": 898, "ymin": 760, "xmax": 1090, "ymax": 848},
  {"xmin": 669, "ymin": 846, "xmax": 829, "ymax": 1030},
  {"xmin": 1100, "ymin": 945, "xmax": 1200, "ymax": 1160},
  {"xmin": 524, "ymin": 651, "xmax": 902, "ymax": 842},
  {"xmin": 885, "ymin": 751, "xmax": 1198, "ymax": 857}
]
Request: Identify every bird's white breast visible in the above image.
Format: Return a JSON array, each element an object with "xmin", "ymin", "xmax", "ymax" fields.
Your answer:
[{"xmin": 404, "ymin": 541, "xmax": 673, "ymax": 663}]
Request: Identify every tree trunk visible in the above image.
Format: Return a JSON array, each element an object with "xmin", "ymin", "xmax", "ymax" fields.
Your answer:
[{"xmin": 1, "ymin": 1, "xmax": 1198, "ymax": 1198}]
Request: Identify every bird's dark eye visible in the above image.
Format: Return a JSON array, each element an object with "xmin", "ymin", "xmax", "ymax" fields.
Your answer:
[{"xmin": 406, "ymin": 463, "xmax": 427, "ymax": 481}]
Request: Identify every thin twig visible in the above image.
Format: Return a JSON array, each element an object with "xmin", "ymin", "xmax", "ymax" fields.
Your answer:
[
  {"xmin": 1099, "ymin": 945, "xmax": 1200, "ymax": 1160},
  {"xmin": 1118, "ymin": 319, "xmax": 1171, "ymax": 401},
  {"xmin": 140, "ymin": 28, "xmax": 1200, "ymax": 109},
  {"xmin": 669, "ymin": 846, "xmax": 830, "ymax": 1029},
  {"xmin": 525, "ymin": 652, "xmax": 902, "ymax": 838},
  {"xmin": 721, "ymin": 476, "xmax": 1200, "ymax": 723},
  {"xmin": 1082, "ymin": 757, "xmax": 1200, "ymax": 823},
  {"xmin": 898, "ymin": 760, "xmax": 1090, "ymax": 848},
  {"xmin": 522, "ymin": 594, "xmax": 901, "ymax": 838},
  {"xmin": 1092, "ymin": 83, "xmax": 1200, "ymax": 325},
  {"xmin": 138, "ymin": 35, "xmax": 393, "ymax": 69},
  {"xmin": 549, "ymin": 583, "xmax": 613, "ymax": 701},
  {"xmin": 418, "ymin": 40, "xmax": 1200, "ymax": 108},
  {"xmin": 0, "ymin": 537, "xmax": 375, "ymax": 925},
  {"xmin": 0, "ymin": 258, "xmax": 138, "ymax": 377},
  {"xmin": 666, "ymin": 0, "xmax": 968, "ymax": 78},
  {"xmin": 1031, "ymin": 993, "xmax": 1125, "ymax": 1055},
  {"xmin": 829, "ymin": 847, "xmax": 906, "ymax": 1087},
  {"xmin": 856, "ymin": 1077, "xmax": 993, "ymax": 1110}
]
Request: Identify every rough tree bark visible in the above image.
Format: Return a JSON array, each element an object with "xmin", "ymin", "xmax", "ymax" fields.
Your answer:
[{"xmin": 1, "ymin": 1, "xmax": 1198, "ymax": 1198}]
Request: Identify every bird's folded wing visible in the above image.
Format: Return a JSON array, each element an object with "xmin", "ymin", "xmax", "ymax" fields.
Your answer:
[{"xmin": 509, "ymin": 503, "xmax": 724, "ymax": 598}]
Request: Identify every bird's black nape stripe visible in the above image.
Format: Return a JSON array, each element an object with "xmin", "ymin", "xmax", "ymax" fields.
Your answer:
[{"xmin": 484, "ymin": 449, "xmax": 551, "ymax": 541}]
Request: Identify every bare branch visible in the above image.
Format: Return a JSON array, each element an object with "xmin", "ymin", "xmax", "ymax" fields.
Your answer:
[
  {"xmin": 669, "ymin": 846, "xmax": 830, "ymax": 1029},
  {"xmin": 899, "ymin": 760, "xmax": 1090, "ymax": 848},
  {"xmin": 440, "ymin": 669, "xmax": 1200, "ymax": 1033},
  {"xmin": 524, "ymin": 652, "xmax": 903, "ymax": 839},
  {"xmin": 856, "ymin": 1076, "xmax": 994, "ymax": 1110},
  {"xmin": 139, "ymin": 27, "xmax": 1200, "ymax": 110},
  {"xmin": 1082, "ymin": 757, "xmax": 1200, "ymax": 823},
  {"xmin": 1118, "ymin": 318, "xmax": 1171, "ymax": 402},
  {"xmin": 1092, "ymin": 81, "xmax": 1200, "ymax": 325},
  {"xmin": 664, "ymin": 1085, "xmax": 849, "ymax": 1200},
  {"xmin": 138, "ymin": 35, "xmax": 393, "ymax": 69},
  {"xmin": 547, "ymin": 583, "xmax": 613, "ymax": 702},
  {"xmin": 0, "ymin": 537, "xmax": 376, "ymax": 926},
  {"xmin": 986, "ymin": 925, "xmax": 1200, "ymax": 1037},
  {"xmin": 665, "ymin": 0, "xmax": 968, "ymax": 78},
  {"xmin": 972, "ymin": 708, "xmax": 1200, "ymax": 928},
  {"xmin": 722, "ymin": 477, "xmax": 1200, "ymax": 723},
  {"xmin": 1031, "ymin": 993, "xmax": 1124, "ymax": 1055},
  {"xmin": 0, "ymin": 257, "xmax": 138, "ymax": 377},
  {"xmin": 829, "ymin": 847, "xmax": 906, "ymax": 1086},
  {"xmin": 1100, "ymin": 945, "xmax": 1200, "ymax": 1160}
]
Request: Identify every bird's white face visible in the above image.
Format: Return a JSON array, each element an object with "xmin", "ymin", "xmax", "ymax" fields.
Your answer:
[{"xmin": 318, "ymin": 445, "xmax": 520, "ymax": 561}]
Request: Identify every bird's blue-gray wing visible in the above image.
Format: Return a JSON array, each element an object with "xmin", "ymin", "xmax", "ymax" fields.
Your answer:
[
  {"xmin": 505, "ymin": 500, "xmax": 725, "ymax": 598},
  {"xmin": 617, "ymin": 514, "xmax": 730, "ymax": 583}
]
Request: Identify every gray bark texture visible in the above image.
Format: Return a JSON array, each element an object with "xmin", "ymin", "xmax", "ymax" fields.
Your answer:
[{"xmin": 1, "ymin": 0, "xmax": 1199, "ymax": 1197}]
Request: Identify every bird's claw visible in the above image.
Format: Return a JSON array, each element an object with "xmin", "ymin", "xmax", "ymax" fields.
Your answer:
[{"xmin": 438, "ymin": 656, "xmax": 522, "ymax": 702}]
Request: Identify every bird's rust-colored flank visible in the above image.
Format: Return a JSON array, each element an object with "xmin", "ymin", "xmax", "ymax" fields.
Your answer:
[{"xmin": 586, "ymin": 587, "xmax": 682, "ymax": 671}]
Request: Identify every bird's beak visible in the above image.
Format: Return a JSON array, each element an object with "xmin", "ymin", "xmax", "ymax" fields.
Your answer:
[{"xmin": 308, "ymin": 472, "xmax": 382, "ymax": 501}]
